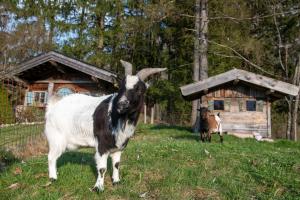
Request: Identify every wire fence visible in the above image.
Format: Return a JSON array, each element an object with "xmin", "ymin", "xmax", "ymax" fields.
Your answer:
[{"xmin": 0, "ymin": 77, "xmax": 45, "ymax": 151}]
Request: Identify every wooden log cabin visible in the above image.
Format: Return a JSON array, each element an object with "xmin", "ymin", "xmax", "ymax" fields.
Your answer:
[
  {"xmin": 6, "ymin": 51, "xmax": 117, "ymax": 108},
  {"xmin": 180, "ymin": 69, "xmax": 299, "ymax": 138}
]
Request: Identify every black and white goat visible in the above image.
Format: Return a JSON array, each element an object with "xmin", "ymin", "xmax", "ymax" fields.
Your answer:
[{"xmin": 45, "ymin": 61, "xmax": 166, "ymax": 191}]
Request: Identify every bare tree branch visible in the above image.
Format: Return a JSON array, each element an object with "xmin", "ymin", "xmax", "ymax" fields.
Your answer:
[
  {"xmin": 207, "ymin": 39, "xmax": 278, "ymax": 77},
  {"xmin": 272, "ymin": 5, "xmax": 287, "ymax": 76},
  {"xmin": 209, "ymin": 51, "xmax": 242, "ymax": 59},
  {"xmin": 180, "ymin": 9, "xmax": 300, "ymax": 21}
]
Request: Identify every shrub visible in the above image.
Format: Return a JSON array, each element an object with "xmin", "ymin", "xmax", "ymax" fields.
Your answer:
[
  {"xmin": 0, "ymin": 147, "xmax": 19, "ymax": 172},
  {"xmin": 0, "ymin": 85, "xmax": 15, "ymax": 125}
]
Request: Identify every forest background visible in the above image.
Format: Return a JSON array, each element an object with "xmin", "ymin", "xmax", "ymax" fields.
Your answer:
[{"xmin": 0, "ymin": 0, "xmax": 299, "ymax": 139}]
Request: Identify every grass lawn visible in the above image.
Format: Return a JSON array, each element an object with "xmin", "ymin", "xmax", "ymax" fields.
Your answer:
[
  {"xmin": 0, "ymin": 124, "xmax": 300, "ymax": 200},
  {"xmin": 0, "ymin": 123, "xmax": 44, "ymax": 147}
]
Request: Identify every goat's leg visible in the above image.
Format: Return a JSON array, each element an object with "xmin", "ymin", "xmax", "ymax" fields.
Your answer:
[
  {"xmin": 110, "ymin": 151, "xmax": 122, "ymax": 185},
  {"xmin": 219, "ymin": 131, "xmax": 223, "ymax": 143},
  {"xmin": 48, "ymin": 146, "xmax": 64, "ymax": 181},
  {"xmin": 208, "ymin": 132, "xmax": 212, "ymax": 143},
  {"xmin": 93, "ymin": 152, "xmax": 108, "ymax": 192},
  {"xmin": 200, "ymin": 132, "xmax": 205, "ymax": 142}
]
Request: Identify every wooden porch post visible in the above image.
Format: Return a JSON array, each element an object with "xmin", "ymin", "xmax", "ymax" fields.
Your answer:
[
  {"xmin": 47, "ymin": 82, "xmax": 54, "ymax": 99},
  {"xmin": 267, "ymin": 99, "xmax": 272, "ymax": 138},
  {"xmin": 144, "ymin": 103, "xmax": 147, "ymax": 124}
]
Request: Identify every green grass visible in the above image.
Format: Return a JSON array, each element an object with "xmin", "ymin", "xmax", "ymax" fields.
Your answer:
[
  {"xmin": 0, "ymin": 123, "xmax": 44, "ymax": 146},
  {"xmin": 0, "ymin": 124, "xmax": 300, "ymax": 199}
]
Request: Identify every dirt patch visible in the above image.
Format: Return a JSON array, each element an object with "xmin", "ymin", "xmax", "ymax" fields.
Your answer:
[
  {"xmin": 182, "ymin": 187, "xmax": 221, "ymax": 200},
  {"xmin": 12, "ymin": 135, "xmax": 48, "ymax": 159},
  {"xmin": 292, "ymin": 163, "xmax": 300, "ymax": 173},
  {"xmin": 143, "ymin": 169, "xmax": 165, "ymax": 182}
]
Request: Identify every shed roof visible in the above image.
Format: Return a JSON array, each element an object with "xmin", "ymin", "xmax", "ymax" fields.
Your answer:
[
  {"xmin": 4, "ymin": 51, "xmax": 117, "ymax": 83},
  {"xmin": 180, "ymin": 69, "xmax": 299, "ymax": 100}
]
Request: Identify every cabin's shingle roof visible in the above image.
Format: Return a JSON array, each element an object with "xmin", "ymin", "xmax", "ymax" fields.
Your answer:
[
  {"xmin": 5, "ymin": 51, "xmax": 117, "ymax": 83},
  {"xmin": 180, "ymin": 69, "xmax": 299, "ymax": 100}
]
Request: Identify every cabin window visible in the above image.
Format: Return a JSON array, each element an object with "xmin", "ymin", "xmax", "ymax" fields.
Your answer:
[
  {"xmin": 214, "ymin": 100, "xmax": 224, "ymax": 110},
  {"xmin": 56, "ymin": 87, "xmax": 74, "ymax": 97},
  {"xmin": 26, "ymin": 91, "xmax": 48, "ymax": 106},
  {"xmin": 246, "ymin": 100, "xmax": 256, "ymax": 111}
]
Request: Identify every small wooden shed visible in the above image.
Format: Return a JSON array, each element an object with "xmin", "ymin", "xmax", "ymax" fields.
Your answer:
[
  {"xmin": 6, "ymin": 51, "xmax": 117, "ymax": 108},
  {"xmin": 180, "ymin": 69, "xmax": 299, "ymax": 137}
]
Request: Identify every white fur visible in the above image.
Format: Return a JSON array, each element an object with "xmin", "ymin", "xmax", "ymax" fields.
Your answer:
[
  {"xmin": 45, "ymin": 94, "xmax": 111, "ymax": 180},
  {"xmin": 110, "ymin": 151, "xmax": 122, "ymax": 183},
  {"xmin": 113, "ymin": 120, "xmax": 135, "ymax": 148},
  {"xmin": 94, "ymin": 151, "xmax": 108, "ymax": 191},
  {"xmin": 45, "ymin": 92, "xmax": 137, "ymax": 190},
  {"xmin": 45, "ymin": 94, "xmax": 111, "ymax": 151},
  {"xmin": 214, "ymin": 115, "xmax": 223, "ymax": 135},
  {"xmin": 125, "ymin": 75, "xmax": 139, "ymax": 89}
]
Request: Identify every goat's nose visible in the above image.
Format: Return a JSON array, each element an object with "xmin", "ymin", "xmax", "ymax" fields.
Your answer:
[{"xmin": 119, "ymin": 100, "xmax": 129, "ymax": 107}]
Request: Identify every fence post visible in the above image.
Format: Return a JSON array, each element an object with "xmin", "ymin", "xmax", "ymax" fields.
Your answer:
[
  {"xmin": 144, "ymin": 103, "xmax": 147, "ymax": 124},
  {"xmin": 150, "ymin": 106, "xmax": 154, "ymax": 124}
]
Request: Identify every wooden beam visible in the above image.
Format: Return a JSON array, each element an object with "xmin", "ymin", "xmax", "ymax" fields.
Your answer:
[
  {"xmin": 266, "ymin": 89, "xmax": 275, "ymax": 95},
  {"xmin": 233, "ymin": 79, "xmax": 239, "ymax": 85},
  {"xmin": 47, "ymin": 82, "xmax": 54, "ymax": 99},
  {"xmin": 49, "ymin": 60, "xmax": 59, "ymax": 67},
  {"xmin": 34, "ymin": 80, "xmax": 95, "ymax": 84},
  {"xmin": 54, "ymin": 65, "xmax": 66, "ymax": 74}
]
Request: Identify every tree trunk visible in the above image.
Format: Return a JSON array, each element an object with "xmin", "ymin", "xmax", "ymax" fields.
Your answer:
[
  {"xmin": 97, "ymin": 14, "xmax": 105, "ymax": 50},
  {"xmin": 191, "ymin": 0, "xmax": 201, "ymax": 131},
  {"xmin": 291, "ymin": 55, "xmax": 300, "ymax": 141},
  {"xmin": 199, "ymin": 0, "xmax": 208, "ymax": 80},
  {"xmin": 287, "ymin": 97, "xmax": 292, "ymax": 140},
  {"xmin": 192, "ymin": 0, "xmax": 208, "ymax": 132}
]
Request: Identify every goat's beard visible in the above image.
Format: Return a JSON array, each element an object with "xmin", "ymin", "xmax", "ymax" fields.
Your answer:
[{"xmin": 117, "ymin": 107, "xmax": 128, "ymax": 114}]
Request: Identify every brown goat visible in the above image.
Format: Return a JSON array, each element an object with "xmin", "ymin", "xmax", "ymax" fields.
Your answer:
[{"xmin": 199, "ymin": 107, "xmax": 223, "ymax": 143}]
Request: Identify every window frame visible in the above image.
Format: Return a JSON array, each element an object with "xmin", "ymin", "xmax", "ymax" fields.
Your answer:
[
  {"xmin": 246, "ymin": 100, "xmax": 256, "ymax": 111},
  {"xmin": 26, "ymin": 91, "xmax": 48, "ymax": 106},
  {"xmin": 56, "ymin": 87, "xmax": 75, "ymax": 97},
  {"xmin": 213, "ymin": 99, "xmax": 225, "ymax": 111}
]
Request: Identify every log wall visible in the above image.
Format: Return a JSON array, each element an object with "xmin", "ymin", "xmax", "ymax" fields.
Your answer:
[{"xmin": 204, "ymin": 84, "xmax": 270, "ymax": 137}]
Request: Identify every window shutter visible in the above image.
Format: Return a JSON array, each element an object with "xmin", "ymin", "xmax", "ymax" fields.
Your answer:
[
  {"xmin": 238, "ymin": 99, "xmax": 244, "ymax": 112},
  {"xmin": 257, "ymin": 100, "xmax": 264, "ymax": 112},
  {"xmin": 208, "ymin": 100, "xmax": 214, "ymax": 111},
  {"xmin": 225, "ymin": 99, "xmax": 231, "ymax": 111}
]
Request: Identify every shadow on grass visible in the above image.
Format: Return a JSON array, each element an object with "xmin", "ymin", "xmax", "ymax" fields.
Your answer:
[
  {"xmin": 149, "ymin": 124, "xmax": 192, "ymax": 132},
  {"xmin": 172, "ymin": 134, "xmax": 200, "ymax": 141},
  {"xmin": 148, "ymin": 124, "xmax": 201, "ymax": 142},
  {"xmin": 57, "ymin": 151, "xmax": 114, "ymax": 178}
]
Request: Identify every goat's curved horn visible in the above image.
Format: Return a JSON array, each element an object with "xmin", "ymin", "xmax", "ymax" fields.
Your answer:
[
  {"xmin": 120, "ymin": 60, "xmax": 133, "ymax": 75},
  {"xmin": 136, "ymin": 68, "xmax": 167, "ymax": 81}
]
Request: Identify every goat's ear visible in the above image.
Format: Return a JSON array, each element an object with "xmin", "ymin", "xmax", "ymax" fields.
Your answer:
[{"xmin": 217, "ymin": 112, "xmax": 220, "ymax": 117}]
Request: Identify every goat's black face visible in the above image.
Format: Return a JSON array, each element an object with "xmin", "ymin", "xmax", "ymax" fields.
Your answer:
[{"xmin": 115, "ymin": 75, "xmax": 147, "ymax": 114}]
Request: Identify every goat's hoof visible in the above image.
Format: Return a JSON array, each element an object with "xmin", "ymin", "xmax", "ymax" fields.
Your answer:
[
  {"xmin": 112, "ymin": 181, "xmax": 121, "ymax": 186},
  {"xmin": 49, "ymin": 178, "xmax": 57, "ymax": 182},
  {"xmin": 91, "ymin": 186, "xmax": 104, "ymax": 193}
]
